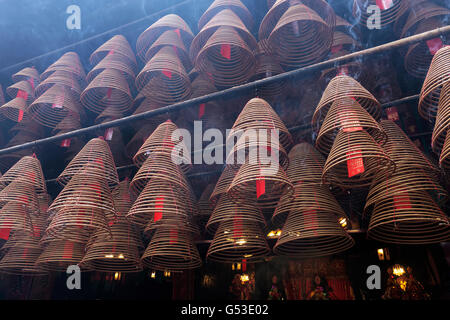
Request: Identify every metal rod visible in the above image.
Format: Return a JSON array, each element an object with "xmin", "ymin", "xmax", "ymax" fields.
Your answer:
[{"xmin": 0, "ymin": 27, "xmax": 447, "ymax": 157}]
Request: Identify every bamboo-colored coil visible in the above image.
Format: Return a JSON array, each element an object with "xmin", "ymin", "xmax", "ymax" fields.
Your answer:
[
  {"xmin": 418, "ymin": 46, "xmax": 450, "ymax": 121},
  {"xmin": 286, "ymin": 143, "xmax": 326, "ymax": 184},
  {"xmin": 0, "ymin": 247, "xmax": 46, "ymax": 276},
  {"xmin": 210, "ymin": 165, "xmax": 240, "ymax": 204},
  {"xmin": 133, "ymin": 120, "xmax": 191, "ymax": 172},
  {"xmin": 144, "ymin": 211, "xmax": 199, "ymax": 238},
  {"xmin": 0, "ymin": 84, "xmax": 4, "ymax": 105},
  {"xmin": 90, "ymin": 34, "xmax": 137, "ymax": 68},
  {"xmin": 52, "ymin": 114, "xmax": 82, "ymax": 141},
  {"xmin": 94, "ymin": 106, "xmax": 123, "ymax": 125},
  {"xmin": 322, "ymin": 129, "xmax": 395, "ymax": 188},
  {"xmin": 0, "ymin": 97, "xmax": 29, "ymax": 123},
  {"xmin": 316, "ymin": 97, "xmax": 386, "ymax": 154},
  {"xmin": 312, "ymin": 75, "xmax": 381, "ymax": 125},
  {"xmin": 141, "ymin": 228, "xmax": 202, "ymax": 271},
  {"xmin": 35, "ymin": 70, "xmax": 82, "ymax": 97},
  {"xmin": 206, "ymin": 193, "xmax": 265, "ymax": 234},
  {"xmin": 195, "ymin": 183, "xmax": 216, "ymax": 230},
  {"xmin": 111, "ymin": 179, "xmax": 135, "ymax": 217},
  {"xmin": 41, "ymin": 52, "xmax": 86, "ymax": 86},
  {"xmin": 87, "ymin": 53, "xmax": 136, "ymax": 84},
  {"xmin": 439, "ymin": 130, "xmax": 450, "ymax": 171},
  {"xmin": 0, "ymin": 202, "xmax": 34, "ymax": 235},
  {"xmin": 81, "ymin": 68, "xmax": 133, "ymax": 114},
  {"xmin": 28, "ymin": 84, "xmax": 84, "ymax": 128},
  {"xmin": 432, "ymin": 81, "xmax": 450, "ymax": 153},
  {"xmin": 136, "ymin": 14, "xmax": 194, "ymax": 62},
  {"xmin": 206, "ymin": 219, "xmax": 270, "ymax": 263},
  {"xmin": 136, "ymin": 46, "xmax": 192, "ymax": 105},
  {"xmin": 6, "ymin": 80, "xmax": 35, "ymax": 103},
  {"xmin": 126, "ymin": 123, "xmax": 158, "ymax": 158},
  {"xmin": 259, "ymin": 0, "xmax": 291, "ymax": 40},
  {"xmin": 198, "ymin": 0, "xmax": 254, "ymax": 31},
  {"xmin": 353, "ymin": 0, "xmax": 410, "ymax": 29},
  {"xmin": 273, "ymin": 208, "xmax": 354, "ymax": 258},
  {"xmin": 268, "ymin": 3, "xmax": 335, "ymax": 70},
  {"xmin": 57, "ymin": 138, "xmax": 119, "ymax": 188},
  {"xmin": 9, "ymin": 117, "xmax": 44, "ymax": 137},
  {"xmin": 36, "ymin": 240, "xmax": 88, "ymax": 272},
  {"xmin": 12, "ymin": 67, "xmax": 40, "ymax": 85},
  {"xmin": 0, "ymin": 181, "xmax": 39, "ymax": 213},
  {"xmin": 367, "ymin": 190, "xmax": 450, "ymax": 244}
]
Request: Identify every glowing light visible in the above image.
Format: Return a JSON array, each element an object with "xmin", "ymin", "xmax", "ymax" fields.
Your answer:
[
  {"xmin": 236, "ymin": 239, "xmax": 247, "ymax": 246},
  {"xmin": 105, "ymin": 254, "xmax": 114, "ymax": 258},
  {"xmin": 236, "ymin": 263, "xmax": 241, "ymax": 270},
  {"xmin": 267, "ymin": 229, "xmax": 282, "ymax": 238},
  {"xmin": 114, "ymin": 272, "xmax": 121, "ymax": 280},
  {"xmin": 240, "ymin": 274, "xmax": 249, "ymax": 283},
  {"xmin": 339, "ymin": 218, "xmax": 347, "ymax": 228},
  {"xmin": 399, "ymin": 280, "xmax": 407, "ymax": 291},
  {"xmin": 117, "ymin": 254, "xmax": 124, "ymax": 259},
  {"xmin": 244, "ymin": 254, "xmax": 253, "ymax": 258},
  {"xmin": 377, "ymin": 248, "xmax": 385, "ymax": 260},
  {"xmin": 164, "ymin": 271, "xmax": 171, "ymax": 277},
  {"xmin": 393, "ymin": 265, "xmax": 405, "ymax": 276},
  {"xmin": 150, "ymin": 271, "xmax": 156, "ymax": 279}
]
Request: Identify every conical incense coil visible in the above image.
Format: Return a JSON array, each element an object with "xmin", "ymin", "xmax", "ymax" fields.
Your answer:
[
  {"xmin": 126, "ymin": 123, "xmax": 159, "ymax": 158},
  {"xmin": 41, "ymin": 52, "xmax": 86, "ymax": 85},
  {"xmin": 286, "ymin": 143, "xmax": 325, "ymax": 184},
  {"xmin": 0, "ymin": 97, "xmax": 28, "ymax": 123},
  {"xmin": 259, "ymin": 0, "xmax": 292, "ymax": 40},
  {"xmin": 81, "ymin": 68, "xmax": 132, "ymax": 114},
  {"xmin": 439, "ymin": 131, "xmax": 450, "ymax": 171},
  {"xmin": 35, "ymin": 70, "xmax": 82, "ymax": 97},
  {"xmin": 136, "ymin": 14, "xmax": 194, "ymax": 61},
  {"xmin": 57, "ymin": 137, "xmax": 119, "ymax": 187},
  {"xmin": 206, "ymin": 219, "xmax": 270, "ymax": 263},
  {"xmin": 90, "ymin": 34, "xmax": 137, "ymax": 68},
  {"xmin": 210, "ymin": 165, "xmax": 240, "ymax": 204},
  {"xmin": 0, "ymin": 156, "xmax": 46, "ymax": 195},
  {"xmin": 12, "ymin": 67, "xmax": 40, "ymax": 85},
  {"xmin": 6, "ymin": 80, "xmax": 35, "ymax": 104},
  {"xmin": 228, "ymin": 98, "xmax": 292, "ymax": 151},
  {"xmin": 268, "ymin": 3, "xmax": 335, "ymax": 70},
  {"xmin": 144, "ymin": 30, "xmax": 191, "ymax": 70},
  {"xmin": 273, "ymin": 182, "xmax": 348, "ymax": 227},
  {"xmin": 9, "ymin": 116, "xmax": 44, "ymax": 136},
  {"xmin": 0, "ymin": 181, "xmax": 39, "ymax": 213},
  {"xmin": 141, "ymin": 227, "xmax": 201, "ymax": 271},
  {"xmin": 36, "ymin": 240, "xmax": 88, "ymax": 272},
  {"xmin": 273, "ymin": 208, "xmax": 354, "ymax": 258},
  {"xmin": 316, "ymin": 97, "xmax": 386, "ymax": 154},
  {"xmin": 365, "ymin": 167, "xmax": 448, "ymax": 210},
  {"xmin": 227, "ymin": 153, "xmax": 294, "ymax": 209},
  {"xmin": 130, "ymin": 152, "xmax": 194, "ymax": 194},
  {"xmin": 95, "ymin": 106, "xmax": 123, "ymax": 125},
  {"xmin": 312, "ymin": 75, "xmax": 381, "ymax": 125},
  {"xmin": 205, "ymin": 193, "xmax": 265, "ymax": 235},
  {"xmin": 353, "ymin": 0, "xmax": 409, "ymax": 29},
  {"xmin": 144, "ymin": 211, "xmax": 199, "ymax": 237},
  {"xmin": 367, "ymin": 190, "xmax": 450, "ymax": 244},
  {"xmin": 198, "ymin": 0, "xmax": 254, "ymax": 31},
  {"xmin": 432, "ymin": 81, "xmax": 450, "ymax": 153},
  {"xmin": 28, "ymin": 84, "xmax": 84, "ymax": 128},
  {"xmin": 418, "ymin": 46, "xmax": 450, "ymax": 121},
  {"xmin": 0, "ymin": 84, "xmax": 4, "ymax": 106},
  {"xmin": 111, "ymin": 179, "xmax": 135, "ymax": 217},
  {"xmin": 322, "ymin": 129, "xmax": 395, "ymax": 188},
  {"xmin": 87, "ymin": 53, "xmax": 136, "ymax": 84},
  {"xmin": 52, "ymin": 113, "xmax": 81, "ymax": 135},
  {"xmin": 133, "ymin": 120, "xmax": 191, "ymax": 172},
  {"xmin": 195, "ymin": 183, "xmax": 216, "ymax": 230},
  {"xmin": 0, "ymin": 247, "xmax": 46, "ymax": 276},
  {"xmin": 399, "ymin": 2, "xmax": 449, "ymax": 39},
  {"xmin": 0, "ymin": 202, "xmax": 34, "ymax": 236},
  {"xmin": 194, "ymin": 25, "xmax": 256, "ymax": 88},
  {"xmin": 378, "ymin": 120, "xmax": 440, "ymax": 176},
  {"xmin": 127, "ymin": 177, "xmax": 196, "ymax": 228}
]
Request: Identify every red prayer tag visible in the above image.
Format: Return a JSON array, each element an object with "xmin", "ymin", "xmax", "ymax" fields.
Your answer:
[
  {"xmin": 63, "ymin": 242, "xmax": 74, "ymax": 259},
  {"xmin": 220, "ymin": 44, "xmax": 231, "ymax": 59},
  {"xmin": 242, "ymin": 259, "xmax": 247, "ymax": 272},
  {"xmin": 33, "ymin": 225, "xmax": 41, "ymax": 237},
  {"xmin": 426, "ymin": 38, "xmax": 444, "ymax": 55},
  {"xmin": 154, "ymin": 197, "xmax": 164, "ymax": 222},
  {"xmin": 105, "ymin": 128, "xmax": 114, "ymax": 141},
  {"xmin": 346, "ymin": 150, "xmax": 365, "ymax": 177},
  {"xmin": 106, "ymin": 88, "xmax": 113, "ymax": 99},
  {"xmin": 376, "ymin": 0, "xmax": 393, "ymax": 10},
  {"xmin": 18, "ymin": 109, "xmax": 24, "ymax": 122},
  {"xmin": 338, "ymin": 110, "xmax": 363, "ymax": 132},
  {"xmin": 233, "ymin": 217, "xmax": 243, "ymax": 239},
  {"xmin": 169, "ymin": 229, "xmax": 178, "ymax": 244},
  {"xmin": 304, "ymin": 209, "xmax": 318, "ymax": 236},
  {"xmin": 107, "ymin": 49, "xmax": 114, "ymax": 56},
  {"xmin": 394, "ymin": 192, "xmax": 412, "ymax": 210},
  {"xmin": 27, "ymin": 78, "xmax": 35, "ymax": 90},
  {"xmin": 386, "ymin": 107, "xmax": 399, "ymax": 121},
  {"xmin": 52, "ymin": 94, "xmax": 64, "ymax": 109},
  {"xmin": 16, "ymin": 89, "xmax": 28, "ymax": 100},
  {"xmin": 198, "ymin": 103, "xmax": 206, "ymax": 118},
  {"xmin": 174, "ymin": 28, "xmax": 181, "ymax": 38},
  {"xmin": 162, "ymin": 70, "xmax": 172, "ymax": 78},
  {"xmin": 0, "ymin": 227, "xmax": 11, "ymax": 240},
  {"xmin": 61, "ymin": 138, "xmax": 71, "ymax": 147},
  {"xmin": 22, "ymin": 248, "xmax": 29, "ymax": 258},
  {"xmin": 331, "ymin": 44, "xmax": 343, "ymax": 54},
  {"xmin": 256, "ymin": 177, "xmax": 265, "ymax": 199}
]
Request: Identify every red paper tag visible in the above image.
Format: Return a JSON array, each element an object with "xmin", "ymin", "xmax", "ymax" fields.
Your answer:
[
  {"xmin": 154, "ymin": 197, "xmax": 164, "ymax": 222},
  {"xmin": 63, "ymin": 241, "xmax": 74, "ymax": 259},
  {"xmin": 172, "ymin": 45, "xmax": 178, "ymax": 56},
  {"xmin": 256, "ymin": 177, "xmax": 265, "ymax": 199},
  {"xmin": 105, "ymin": 128, "xmax": 114, "ymax": 141},
  {"xmin": 394, "ymin": 192, "xmax": 412, "ymax": 210},
  {"xmin": 0, "ymin": 228, "xmax": 11, "ymax": 240},
  {"xmin": 106, "ymin": 88, "xmax": 113, "ymax": 99},
  {"xmin": 346, "ymin": 150, "xmax": 365, "ymax": 177},
  {"xmin": 304, "ymin": 209, "xmax": 318, "ymax": 236},
  {"xmin": 52, "ymin": 94, "xmax": 65, "ymax": 109},
  {"xmin": 220, "ymin": 44, "xmax": 231, "ymax": 59},
  {"xmin": 107, "ymin": 49, "xmax": 115, "ymax": 56},
  {"xmin": 169, "ymin": 229, "xmax": 178, "ymax": 244},
  {"xmin": 198, "ymin": 103, "xmax": 205, "ymax": 118},
  {"xmin": 61, "ymin": 138, "xmax": 71, "ymax": 147},
  {"xmin": 426, "ymin": 38, "xmax": 444, "ymax": 55},
  {"xmin": 174, "ymin": 28, "xmax": 181, "ymax": 38},
  {"xmin": 376, "ymin": 0, "xmax": 393, "ymax": 10},
  {"xmin": 18, "ymin": 109, "xmax": 24, "ymax": 122},
  {"xmin": 27, "ymin": 78, "xmax": 35, "ymax": 90},
  {"xmin": 338, "ymin": 110, "xmax": 363, "ymax": 132},
  {"xmin": 16, "ymin": 89, "xmax": 28, "ymax": 101},
  {"xmin": 331, "ymin": 44, "xmax": 343, "ymax": 54},
  {"xmin": 242, "ymin": 259, "xmax": 247, "ymax": 272},
  {"xmin": 233, "ymin": 217, "xmax": 243, "ymax": 239},
  {"xmin": 162, "ymin": 70, "xmax": 172, "ymax": 78},
  {"xmin": 386, "ymin": 107, "xmax": 399, "ymax": 121},
  {"xmin": 33, "ymin": 225, "xmax": 41, "ymax": 237}
]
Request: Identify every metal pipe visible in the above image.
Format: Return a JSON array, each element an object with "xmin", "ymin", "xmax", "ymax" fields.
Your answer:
[{"xmin": 0, "ymin": 27, "xmax": 447, "ymax": 157}]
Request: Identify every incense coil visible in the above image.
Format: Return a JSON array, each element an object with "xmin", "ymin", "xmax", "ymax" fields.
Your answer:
[
  {"xmin": 432, "ymin": 82, "xmax": 450, "ymax": 154},
  {"xmin": 0, "ymin": 97, "xmax": 28, "ymax": 123},
  {"xmin": 144, "ymin": 213, "xmax": 200, "ymax": 237},
  {"xmin": 322, "ymin": 129, "xmax": 395, "ymax": 188},
  {"xmin": 9, "ymin": 116, "xmax": 44, "ymax": 137},
  {"xmin": 206, "ymin": 219, "xmax": 270, "ymax": 263},
  {"xmin": 367, "ymin": 190, "xmax": 450, "ymax": 244},
  {"xmin": 81, "ymin": 68, "xmax": 133, "ymax": 114},
  {"xmin": 198, "ymin": 0, "xmax": 254, "ymax": 31},
  {"xmin": 111, "ymin": 179, "xmax": 135, "ymax": 216},
  {"xmin": 90, "ymin": 35, "xmax": 137, "ymax": 68},
  {"xmin": 87, "ymin": 53, "xmax": 136, "ymax": 84},
  {"xmin": 126, "ymin": 123, "xmax": 158, "ymax": 158},
  {"xmin": 130, "ymin": 152, "xmax": 194, "ymax": 195},
  {"xmin": 0, "ymin": 202, "xmax": 34, "ymax": 235},
  {"xmin": 35, "ymin": 70, "xmax": 82, "ymax": 97},
  {"xmin": 28, "ymin": 84, "xmax": 84, "ymax": 128},
  {"xmin": 6, "ymin": 80, "xmax": 34, "ymax": 103},
  {"xmin": 95, "ymin": 106, "xmax": 123, "ymax": 125},
  {"xmin": 259, "ymin": 0, "xmax": 292, "ymax": 40},
  {"xmin": 136, "ymin": 14, "xmax": 194, "ymax": 61},
  {"xmin": 316, "ymin": 97, "xmax": 386, "ymax": 154},
  {"xmin": 57, "ymin": 137, "xmax": 119, "ymax": 187},
  {"xmin": 353, "ymin": 0, "xmax": 409, "ymax": 29},
  {"xmin": 141, "ymin": 228, "xmax": 202, "ymax": 271},
  {"xmin": 144, "ymin": 30, "xmax": 191, "ymax": 70},
  {"xmin": 378, "ymin": 120, "xmax": 440, "ymax": 176},
  {"xmin": 127, "ymin": 177, "xmax": 196, "ymax": 228},
  {"xmin": 273, "ymin": 209, "xmax": 354, "ymax": 258},
  {"xmin": 52, "ymin": 114, "xmax": 82, "ymax": 143},
  {"xmin": 205, "ymin": 193, "xmax": 265, "ymax": 235},
  {"xmin": 36, "ymin": 240, "xmax": 88, "ymax": 272},
  {"xmin": 210, "ymin": 165, "xmax": 240, "ymax": 204},
  {"xmin": 194, "ymin": 25, "xmax": 256, "ymax": 88},
  {"xmin": 195, "ymin": 183, "xmax": 215, "ymax": 230},
  {"xmin": 133, "ymin": 120, "xmax": 191, "ymax": 172},
  {"xmin": 0, "ymin": 247, "xmax": 46, "ymax": 275},
  {"xmin": 0, "ymin": 84, "xmax": 4, "ymax": 105},
  {"xmin": 228, "ymin": 98, "xmax": 293, "ymax": 151},
  {"xmin": 312, "ymin": 75, "xmax": 382, "ymax": 125},
  {"xmin": 419, "ymin": 46, "xmax": 450, "ymax": 121},
  {"xmin": 268, "ymin": 3, "xmax": 335, "ymax": 70},
  {"xmin": 439, "ymin": 131, "xmax": 450, "ymax": 171},
  {"xmin": 12, "ymin": 67, "xmax": 40, "ymax": 85},
  {"xmin": 0, "ymin": 181, "xmax": 39, "ymax": 213},
  {"xmin": 41, "ymin": 52, "xmax": 86, "ymax": 85},
  {"xmin": 227, "ymin": 154, "xmax": 294, "ymax": 209},
  {"xmin": 399, "ymin": 2, "xmax": 449, "ymax": 38},
  {"xmin": 286, "ymin": 143, "xmax": 325, "ymax": 184}
]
